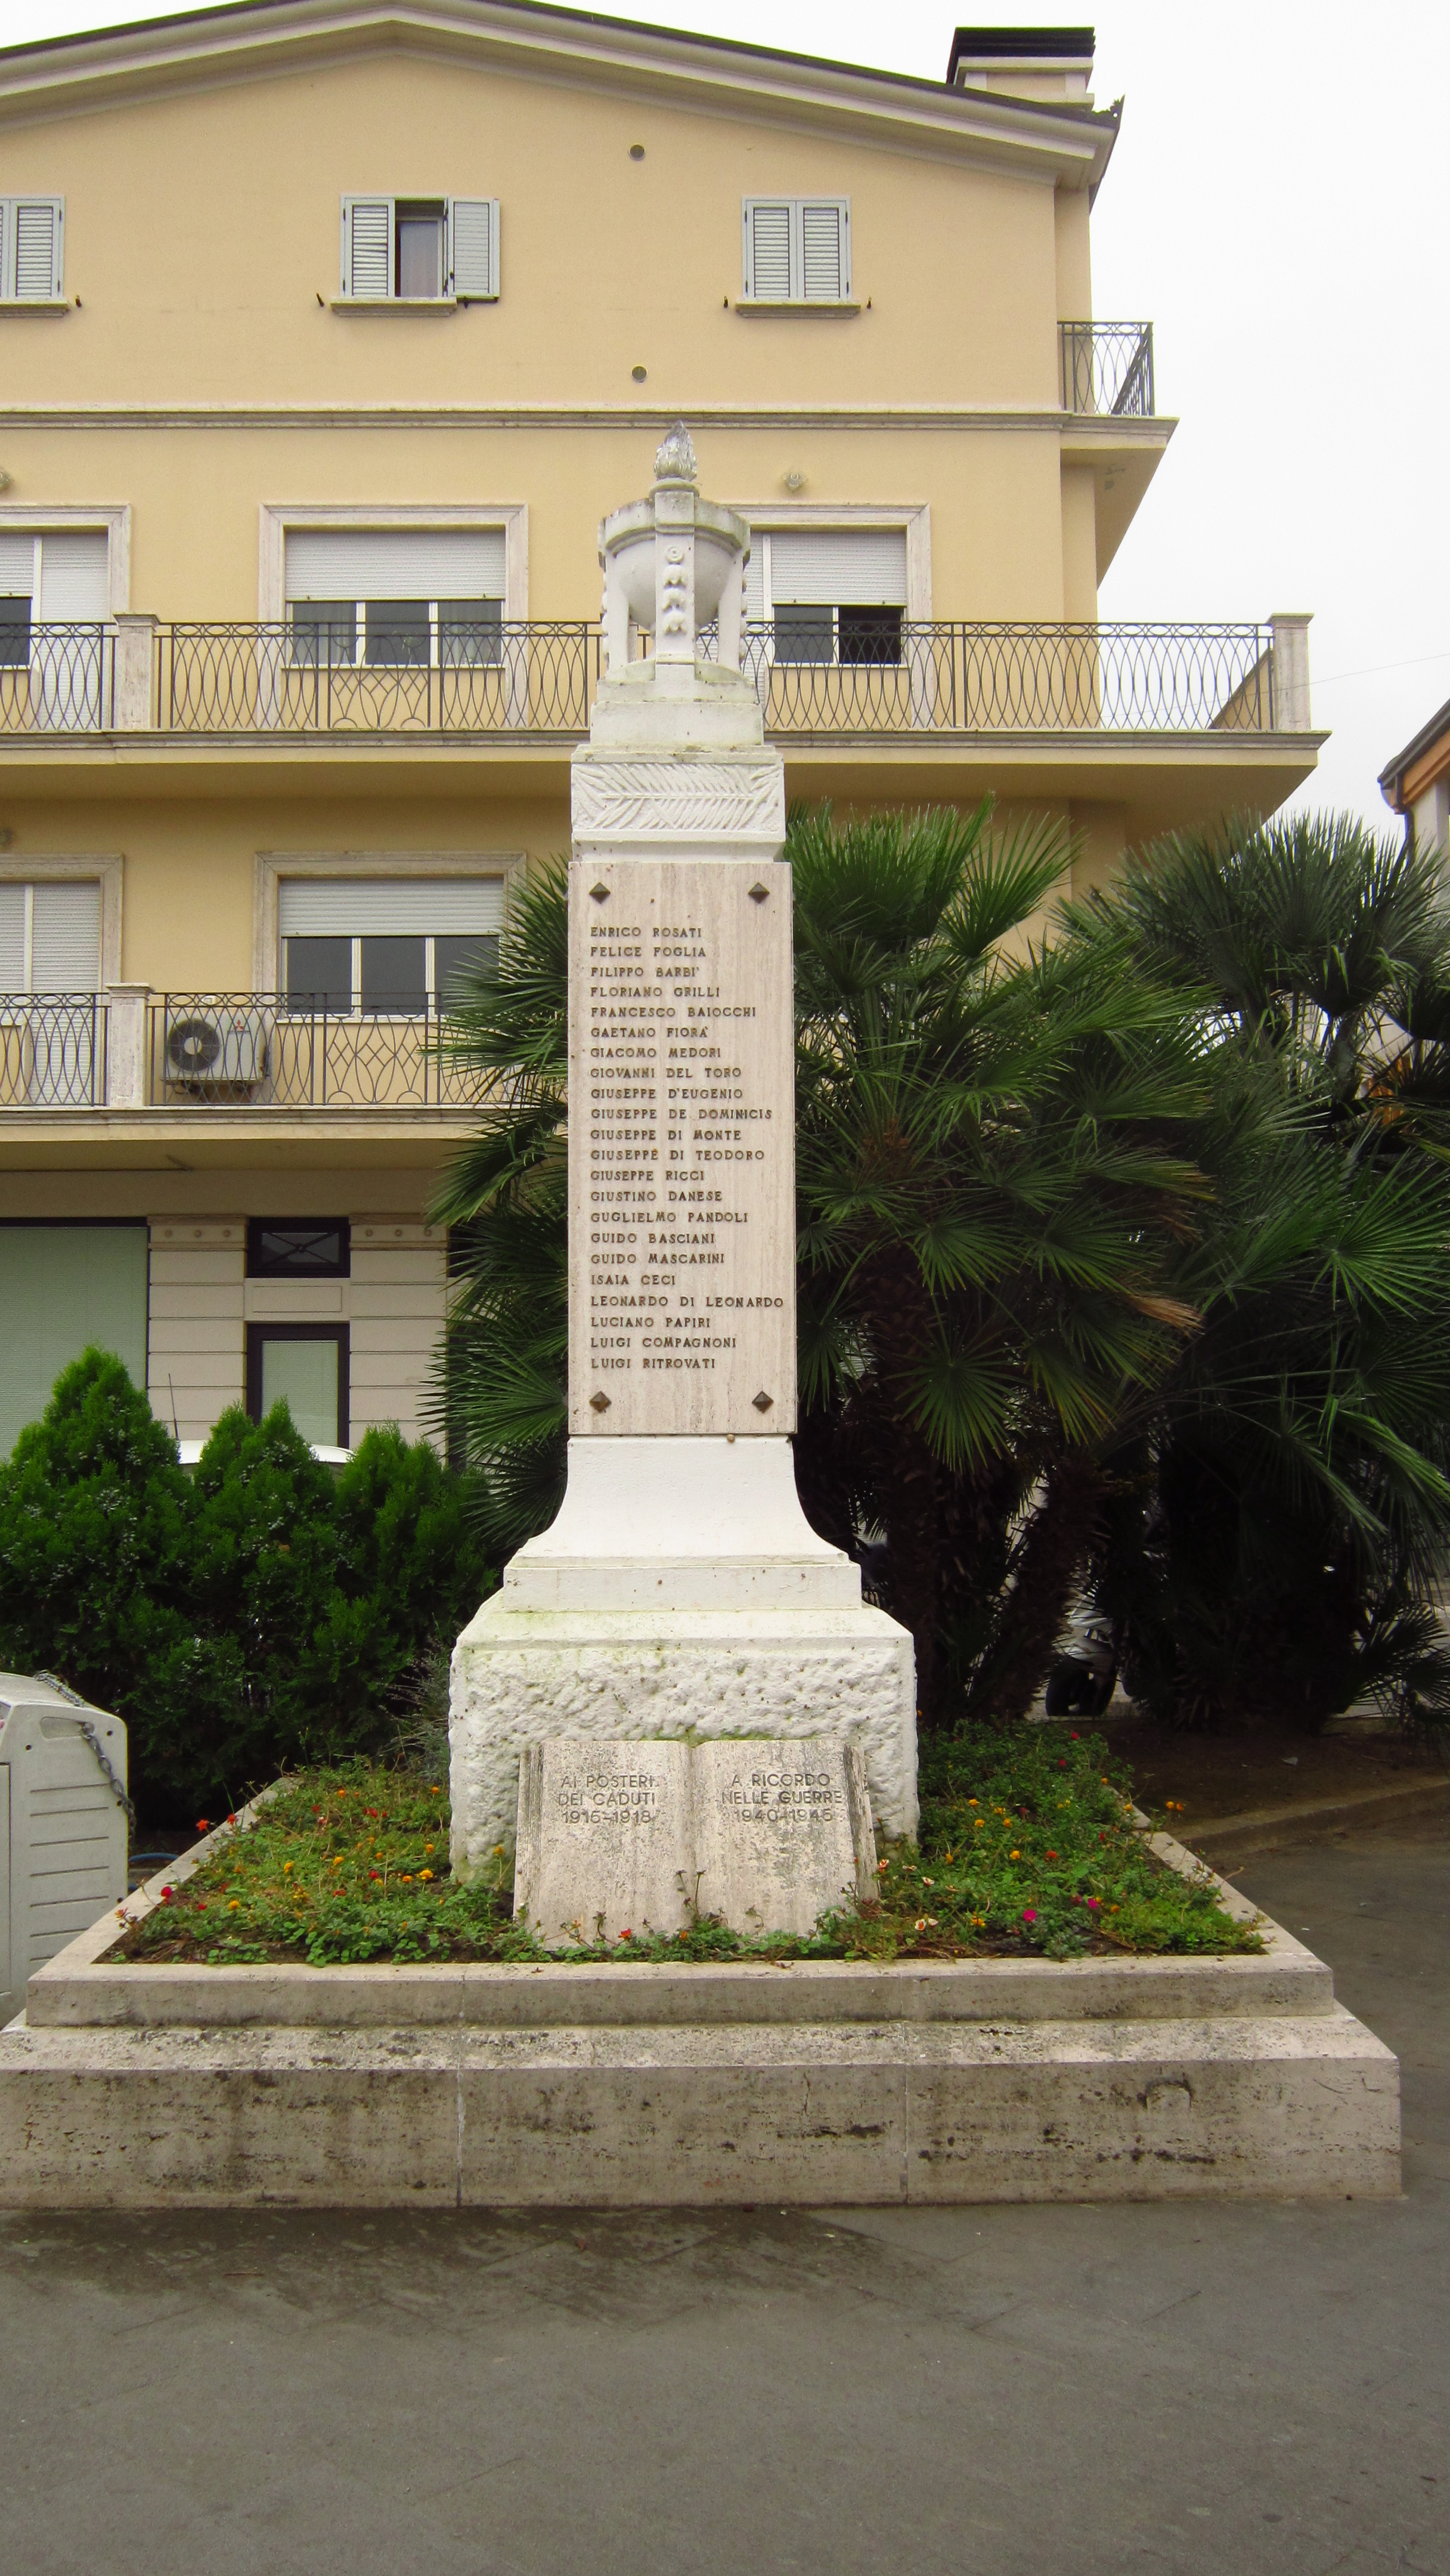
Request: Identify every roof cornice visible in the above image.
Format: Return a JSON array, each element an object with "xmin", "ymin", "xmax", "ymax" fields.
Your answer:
[{"xmin": 0, "ymin": 0, "xmax": 1119, "ymax": 185}]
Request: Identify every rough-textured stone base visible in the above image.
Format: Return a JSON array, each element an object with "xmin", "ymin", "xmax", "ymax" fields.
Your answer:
[
  {"xmin": 449, "ymin": 1603, "xmax": 918, "ymax": 1870},
  {"xmin": 0, "ymin": 2007, "xmax": 1399, "ymax": 2209}
]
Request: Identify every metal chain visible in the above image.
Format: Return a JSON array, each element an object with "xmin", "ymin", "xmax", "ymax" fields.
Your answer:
[{"xmin": 33, "ymin": 1670, "xmax": 137, "ymax": 1831}]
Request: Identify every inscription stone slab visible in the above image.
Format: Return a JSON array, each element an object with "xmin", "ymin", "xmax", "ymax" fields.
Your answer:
[
  {"xmin": 569, "ymin": 855, "xmax": 795, "ymax": 1437},
  {"xmin": 514, "ymin": 1736, "xmax": 877, "ymax": 1948},
  {"xmin": 515, "ymin": 1738, "xmax": 693, "ymax": 1947},
  {"xmin": 692, "ymin": 1738, "xmax": 877, "ymax": 1939}
]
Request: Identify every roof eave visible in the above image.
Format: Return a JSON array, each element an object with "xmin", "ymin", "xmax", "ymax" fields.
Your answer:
[{"xmin": 0, "ymin": 0, "xmax": 1120, "ymax": 185}]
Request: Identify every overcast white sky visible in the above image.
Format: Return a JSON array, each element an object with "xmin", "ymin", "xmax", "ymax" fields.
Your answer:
[{"xmin": 4, "ymin": 0, "xmax": 1446, "ymax": 826}]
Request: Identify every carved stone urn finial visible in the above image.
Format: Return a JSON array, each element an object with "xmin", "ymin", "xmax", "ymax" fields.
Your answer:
[{"xmin": 653, "ymin": 420, "xmax": 698, "ymax": 485}]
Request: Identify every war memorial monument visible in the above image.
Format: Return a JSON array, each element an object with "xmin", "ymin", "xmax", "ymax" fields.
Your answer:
[{"xmin": 0, "ymin": 438, "xmax": 1402, "ymax": 2209}]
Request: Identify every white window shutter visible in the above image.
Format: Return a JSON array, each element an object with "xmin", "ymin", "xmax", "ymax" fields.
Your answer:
[
  {"xmin": 449, "ymin": 199, "xmax": 498, "ymax": 300},
  {"xmin": 280, "ymin": 878, "xmax": 504, "ymax": 938},
  {"xmin": 0, "ymin": 202, "xmax": 9, "ymax": 301},
  {"xmin": 30, "ymin": 883, "xmax": 101, "ymax": 990},
  {"xmin": 12, "ymin": 200, "xmax": 63, "ymax": 300},
  {"xmin": 342, "ymin": 196, "xmax": 393, "ymax": 298},
  {"xmin": 743, "ymin": 200, "xmax": 792, "ymax": 301},
  {"xmin": 801, "ymin": 200, "xmax": 847, "ymax": 301}
]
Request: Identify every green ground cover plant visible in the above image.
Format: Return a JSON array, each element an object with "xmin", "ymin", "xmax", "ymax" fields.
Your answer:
[{"xmin": 119, "ymin": 1727, "xmax": 1260, "ymax": 1968}]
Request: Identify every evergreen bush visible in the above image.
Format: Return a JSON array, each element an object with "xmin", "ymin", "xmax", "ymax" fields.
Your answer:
[{"xmin": 0, "ymin": 1349, "xmax": 492, "ymax": 1819}]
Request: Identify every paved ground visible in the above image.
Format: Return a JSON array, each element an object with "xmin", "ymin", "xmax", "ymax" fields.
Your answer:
[{"xmin": 1, "ymin": 1817, "xmax": 1445, "ymax": 2576}]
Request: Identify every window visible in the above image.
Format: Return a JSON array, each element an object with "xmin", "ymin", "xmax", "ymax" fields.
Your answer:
[
  {"xmin": 0, "ymin": 881, "xmax": 101, "ymax": 992},
  {"xmin": 284, "ymin": 531, "xmax": 506, "ymax": 668},
  {"xmin": 339, "ymin": 195, "xmax": 499, "ymax": 301},
  {"xmin": 743, "ymin": 529, "xmax": 907, "ymax": 666},
  {"xmin": 246, "ymin": 1220, "xmax": 351, "ymax": 1280},
  {"xmin": 0, "ymin": 198, "xmax": 64, "ymax": 302},
  {"xmin": 741, "ymin": 199, "xmax": 850, "ymax": 303},
  {"xmin": 277, "ymin": 877, "xmax": 504, "ymax": 1016},
  {"xmin": 0, "ymin": 1225, "xmax": 147, "ymax": 1459},
  {"xmin": 246, "ymin": 1323, "xmax": 349, "ymax": 1449}
]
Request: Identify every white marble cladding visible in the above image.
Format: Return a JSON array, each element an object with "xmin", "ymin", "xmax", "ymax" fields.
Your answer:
[
  {"xmin": 449, "ymin": 1605, "xmax": 920, "ymax": 1868},
  {"xmin": 571, "ymin": 754, "xmax": 786, "ymax": 861}
]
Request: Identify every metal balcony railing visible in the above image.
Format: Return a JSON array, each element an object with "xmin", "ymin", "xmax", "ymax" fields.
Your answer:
[
  {"xmin": 0, "ymin": 993, "xmax": 109, "ymax": 1104},
  {"xmin": 159, "ymin": 621, "xmax": 603, "ymax": 734},
  {"xmin": 0, "ymin": 625, "xmax": 115, "ymax": 732},
  {"xmin": 148, "ymin": 993, "xmax": 490, "ymax": 1110},
  {"xmin": 0, "ymin": 612, "xmax": 1296, "ymax": 741},
  {"xmin": 1059, "ymin": 321, "xmax": 1156, "ymax": 418}
]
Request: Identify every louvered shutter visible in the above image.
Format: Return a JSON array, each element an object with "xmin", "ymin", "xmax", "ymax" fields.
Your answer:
[
  {"xmin": 35, "ymin": 531, "xmax": 109, "ymax": 621},
  {"xmin": 0, "ymin": 533, "xmax": 35, "ymax": 596},
  {"xmin": 11, "ymin": 200, "xmax": 62, "ymax": 301},
  {"xmin": 450, "ymin": 198, "xmax": 499, "ymax": 300},
  {"xmin": 30, "ymin": 883, "xmax": 101, "ymax": 989},
  {"xmin": 769, "ymin": 530, "xmax": 907, "ymax": 606},
  {"xmin": 279, "ymin": 878, "xmax": 505, "ymax": 938},
  {"xmin": 0, "ymin": 883, "xmax": 24, "ymax": 986},
  {"xmin": 285, "ymin": 528, "xmax": 506, "ymax": 600},
  {"xmin": 801, "ymin": 200, "xmax": 847, "ymax": 301},
  {"xmin": 743, "ymin": 200, "xmax": 792, "ymax": 301},
  {"xmin": 342, "ymin": 196, "xmax": 394, "ymax": 298}
]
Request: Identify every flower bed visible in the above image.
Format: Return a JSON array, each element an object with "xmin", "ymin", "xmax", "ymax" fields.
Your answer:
[{"xmin": 116, "ymin": 1726, "xmax": 1260, "ymax": 1969}]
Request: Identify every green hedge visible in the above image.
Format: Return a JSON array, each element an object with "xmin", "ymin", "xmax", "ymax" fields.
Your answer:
[{"xmin": 0, "ymin": 1349, "xmax": 492, "ymax": 1820}]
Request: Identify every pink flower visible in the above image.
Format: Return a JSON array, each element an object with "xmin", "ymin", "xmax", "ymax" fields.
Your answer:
[
  {"xmin": 1021, "ymin": 1908, "xmax": 1037, "ymax": 1924},
  {"xmin": 1086, "ymin": 1896, "xmax": 1101, "ymax": 1909}
]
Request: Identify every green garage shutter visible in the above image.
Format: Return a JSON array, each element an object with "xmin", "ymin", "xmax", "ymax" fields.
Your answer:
[{"xmin": 0, "ymin": 1225, "xmax": 148, "ymax": 1459}]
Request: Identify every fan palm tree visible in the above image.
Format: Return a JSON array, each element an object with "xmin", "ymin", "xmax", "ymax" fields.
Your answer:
[{"xmin": 1080, "ymin": 813, "xmax": 1450, "ymax": 1729}]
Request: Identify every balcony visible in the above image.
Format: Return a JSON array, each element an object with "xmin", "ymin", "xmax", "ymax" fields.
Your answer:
[
  {"xmin": 1059, "ymin": 321, "xmax": 1155, "ymax": 418},
  {"xmin": 0, "ymin": 990, "xmax": 488, "ymax": 1116},
  {"xmin": 0, "ymin": 614, "xmax": 1308, "ymax": 742}
]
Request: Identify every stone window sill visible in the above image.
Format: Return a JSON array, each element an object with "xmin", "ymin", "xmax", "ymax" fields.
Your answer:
[
  {"xmin": 733, "ymin": 298, "xmax": 860, "ymax": 317},
  {"xmin": 329, "ymin": 296, "xmax": 469, "ymax": 315},
  {"xmin": 0, "ymin": 298, "xmax": 70, "ymax": 315}
]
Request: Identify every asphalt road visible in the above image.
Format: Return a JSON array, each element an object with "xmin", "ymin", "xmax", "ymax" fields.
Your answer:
[{"xmin": 1, "ymin": 1815, "xmax": 1445, "ymax": 2576}]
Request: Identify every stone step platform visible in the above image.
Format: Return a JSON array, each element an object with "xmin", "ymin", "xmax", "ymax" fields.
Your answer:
[{"xmin": 1, "ymin": 1851, "xmax": 1399, "ymax": 2209}]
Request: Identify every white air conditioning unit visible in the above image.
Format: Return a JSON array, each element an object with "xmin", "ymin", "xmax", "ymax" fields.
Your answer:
[
  {"xmin": 1, "ymin": 1673, "xmax": 129, "ymax": 2023},
  {"xmin": 165, "ymin": 1007, "xmax": 272, "ymax": 1100}
]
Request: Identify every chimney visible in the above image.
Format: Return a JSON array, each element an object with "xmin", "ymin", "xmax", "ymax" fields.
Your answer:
[{"xmin": 946, "ymin": 26, "xmax": 1095, "ymax": 103}]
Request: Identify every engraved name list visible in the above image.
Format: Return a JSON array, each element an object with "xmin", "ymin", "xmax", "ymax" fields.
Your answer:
[{"xmin": 568, "ymin": 856, "xmax": 795, "ymax": 1436}]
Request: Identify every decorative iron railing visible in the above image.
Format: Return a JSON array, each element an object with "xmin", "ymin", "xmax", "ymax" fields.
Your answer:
[
  {"xmin": 0, "ymin": 626, "xmax": 114, "ymax": 732},
  {"xmin": 1059, "ymin": 321, "xmax": 1156, "ymax": 418},
  {"xmin": 732, "ymin": 621, "xmax": 1272, "ymax": 733},
  {"xmin": 158, "ymin": 621, "xmax": 603, "ymax": 733},
  {"xmin": 148, "ymin": 993, "xmax": 490, "ymax": 1109},
  {"xmin": 0, "ymin": 993, "xmax": 108, "ymax": 1104},
  {"xmin": 0, "ymin": 612, "xmax": 1284, "ymax": 741}
]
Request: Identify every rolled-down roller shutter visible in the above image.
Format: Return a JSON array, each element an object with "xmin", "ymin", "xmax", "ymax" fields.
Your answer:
[
  {"xmin": 284, "ymin": 528, "xmax": 507, "ymax": 602},
  {"xmin": 0, "ymin": 881, "xmax": 101, "ymax": 990},
  {"xmin": 769, "ymin": 530, "xmax": 908, "ymax": 606},
  {"xmin": 278, "ymin": 877, "xmax": 506, "ymax": 939}
]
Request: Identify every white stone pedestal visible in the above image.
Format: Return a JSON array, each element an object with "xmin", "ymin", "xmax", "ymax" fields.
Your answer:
[{"xmin": 450, "ymin": 1439, "xmax": 918, "ymax": 1868}]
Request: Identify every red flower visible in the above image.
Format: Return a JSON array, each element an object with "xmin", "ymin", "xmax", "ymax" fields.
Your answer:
[
  {"xmin": 619, "ymin": 1928, "xmax": 633, "ymax": 1940},
  {"xmin": 196, "ymin": 1818, "xmax": 209, "ymax": 1832},
  {"xmin": 1046, "ymin": 1849, "xmax": 1058, "ymax": 1859},
  {"xmin": 159, "ymin": 1886, "xmax": 173, "ymax": 1904},
  {"xmin": 227, "ymin": 1813, "xmax": 237, "ymax": 1824},
  {"xmin": 1021, "ymin": 1908, "xmax": 1037, "ymax": 1924}
]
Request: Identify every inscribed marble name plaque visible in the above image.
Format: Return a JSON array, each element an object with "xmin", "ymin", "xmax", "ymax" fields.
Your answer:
[
  {"xmin": 568, "ymin": 856, "xmax": 795, "ymax": 1436},
  {"xmin": 515, "ymin": 1738, "xmax": 694, "ymax": 1946},
  {"xmin": 513, "ymin": 1735, "xmax": 877, "ymax": 1948},
  {"xmin": 692, "ymin": 1739, "xmax": 878, "ymax": 1939}
]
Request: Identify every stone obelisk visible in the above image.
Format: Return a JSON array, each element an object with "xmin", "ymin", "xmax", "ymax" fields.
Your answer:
[{"xmin": 449, "ymin": 429, "xmax": 917, "ymax": 1874}]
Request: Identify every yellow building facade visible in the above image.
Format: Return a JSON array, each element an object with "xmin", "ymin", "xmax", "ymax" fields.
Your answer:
[{"xmin": 0, "ymin": 2, "xmax": 1322, "ymax": 1457}]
